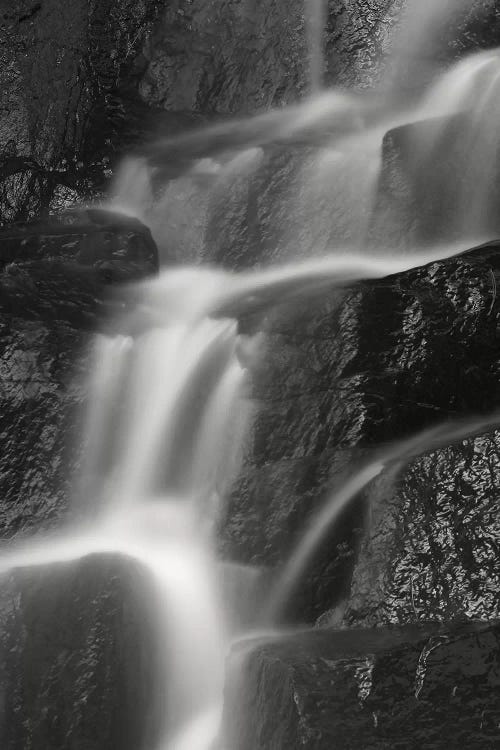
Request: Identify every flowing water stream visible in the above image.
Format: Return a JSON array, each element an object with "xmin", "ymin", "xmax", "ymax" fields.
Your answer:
[
  {"xmin": 1, "ymin": 251, "xmax": 497, "ymax": 749},
  {"xmin": 1, "ymin": 0, "xmax": 500, "ymax": 748}
]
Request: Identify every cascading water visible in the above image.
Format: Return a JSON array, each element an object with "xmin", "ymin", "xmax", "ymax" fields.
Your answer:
[
  {"xmin": 2, "ymin": 0, "xmax": 500, "ymax": 748},
  {"xmin": 0, "ymin": 246, "xmax": 488, "ymax": 749},
  {"xmin": 264, "ymin": 413, "xmax": 500, "ymax": 625},
  {"xmin": 113, "ymin": 0, "xmax": 500, "ymax": 261}
]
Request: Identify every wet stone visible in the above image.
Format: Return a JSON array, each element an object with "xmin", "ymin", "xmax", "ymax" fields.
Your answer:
[{"xmin": 223, "ymin": 622, "xmax": 500, "ymax": 750}]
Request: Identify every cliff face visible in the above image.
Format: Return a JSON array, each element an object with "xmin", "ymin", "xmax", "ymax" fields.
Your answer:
[
  {"xmin": 0, "ymin": 212, "xmax": 159, "ymax": 750},
  {"xmin": 1, "ymin": 2, "xmax": 500, "ymax": 749}
]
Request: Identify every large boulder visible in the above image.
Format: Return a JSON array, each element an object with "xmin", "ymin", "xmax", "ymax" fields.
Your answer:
[
  {"xmin": 223, "ymin": 622, "xmax": 500, "ymax": 749},
  {"xmin": 221, "ymin": 241, "xmax": 500, "ymax": 623},
  {"xmin": 0, "ymin": 554, "xmax": 160, "ymax": 750}
]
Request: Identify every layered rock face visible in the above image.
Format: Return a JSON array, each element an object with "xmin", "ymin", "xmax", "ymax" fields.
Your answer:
[
  {"xmin": 4, "ymin": 0, "xmax": 499, "ymax": 227},
  {"xmin": 2, "ymin": 2, "xmax": 500, "ymax": 749}
]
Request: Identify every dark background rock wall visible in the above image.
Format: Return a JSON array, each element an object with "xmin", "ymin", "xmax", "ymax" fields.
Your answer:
[{"xmin": 0, "ymin": 0, "xmax": 162, "ymax": 222}]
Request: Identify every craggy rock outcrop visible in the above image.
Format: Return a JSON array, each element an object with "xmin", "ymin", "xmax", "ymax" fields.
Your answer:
[
  {"xmin": 138, "ymin": 0, "xmax": 402, "ymax": 114},
  {"xmin": 138, "ymin": 0, "xmax": 500, "ymax": 114},
  {"xmin": 344, "ymin": 430, "xmax": 500, "ymax": 627},
  {"xmin": 0, "ymin": 209, "xmax": 158, "ymax": 539},
  {"xmin": 0, "ymin": 213, "xmax": 160, "ymax": 750},
  {"xmin": 0, "ymin": 0, "xmax": 162, "ymax": 222},
  {"xmin": 223, "ymin": 622, "xmax": 500, "ymax": 749},
  {"xmin": 0, "ymin": 555, "xmax": 160, "ymax": 750},
  {"xmin": 222, "ymin": 242, "xmax": 500, "ymax": 623}
]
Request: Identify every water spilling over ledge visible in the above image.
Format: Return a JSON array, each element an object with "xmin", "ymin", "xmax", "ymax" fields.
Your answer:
[{"xmin": 0, "ymin": 0, "xmax": 500, "ymax": 749}]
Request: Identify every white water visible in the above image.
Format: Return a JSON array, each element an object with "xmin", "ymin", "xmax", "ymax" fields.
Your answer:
[
  {"xmin": 2, "ymin": 1, "xmax": 500, "ymax": 749},
  {"xmin": 113, "ymin": 0, "xmax": 500, "ymax": 259},
  {"xmin": 0, "ymin": 245, "xmax": 487, "ymax": 749}
]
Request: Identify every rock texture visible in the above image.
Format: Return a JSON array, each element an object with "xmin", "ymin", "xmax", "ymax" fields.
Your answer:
[
  {"xmin": 3, "ymin": 0, "xmax": 500, "ymax": 225},
  {"xmin": 224, "ymin": 622, "xmax": 500, "ymax": 749},
  {"xmin": 0, "ymin": 209, "xmax": 158, "ymax": 539},
  {"xmin": 345, "ymin": 430, "xmax": 500, "ymax": 627},
  {"xmin": 0, "ymin": 555, "xmax": 160, "ymax": 750},
  {"xmin": 0, "ymin": 212, "xmax": 159, "ymax": 750},
  {"xmin": 222, "ymin": 242, "xmax": 500, "ymax": 623},
  {"xmin": 0, "ymin": 0, "xmax": 162, "ymax": 222}
]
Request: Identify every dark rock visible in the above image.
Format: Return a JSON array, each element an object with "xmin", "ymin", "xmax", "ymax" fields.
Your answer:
[
  {"xmin": 0, "ymin": 0, "xmax": 162, "ymax": 222},
  {"xmin": 344, "ymin": 429, "xmax": 500, "ymax": 627},
  {"xmin": 223, "ymin": 622, "xmax": 500, "ymax": 750},
  {"xmin": 0, "ymin": 212, "xmax": 160, "ymax": 750},
  {"xmin": 221, "ymin": 242, "xmax": 500, "ymax": 623},
  {"xmin": 0, "ymin": 554, "xmax": 160, "ymax": 750},
  {"xmin": 0, "ymin": 208, "xmax": 159, "ymax": 278},
  {"xmin": 0, "ymin": 210, "xmax": 158, "ymax": 540}
]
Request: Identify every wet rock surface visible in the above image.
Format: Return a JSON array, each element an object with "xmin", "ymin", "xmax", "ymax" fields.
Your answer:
[
  {"xmin": 0, "ymin": 210, "xmax": 158, "ymax": 540},
  {"xmin": 222, "ymin": 241, "xmax": 500, "ymax": 622},
  {"xmin": 224, "ymin": 622, "xmax": 500, "ymax": 749},
  {"xmin": 0, "ymin": 0, "xmax": 162, "ymax": 222},
  {"xmin": 345, "ymin": 430, "xmax": 500, "ymax": 627},
  {"xmin": 0, "ymin": 555, "xmax": 159, "ymax": 750}
]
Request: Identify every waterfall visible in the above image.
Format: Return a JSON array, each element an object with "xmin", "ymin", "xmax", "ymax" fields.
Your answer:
[
  {"xmin": 0, "ymin": 243, "xmax": 480, "ymax": 750},
  {"xmin": 264, "ymin": 413, "xmax": 500, "ymax": 624},
  {"xmin": 2, "ymin": 0, "xmax": 499, "ymax": 747}
]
